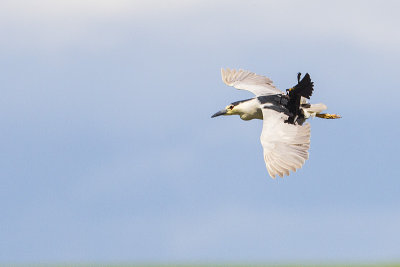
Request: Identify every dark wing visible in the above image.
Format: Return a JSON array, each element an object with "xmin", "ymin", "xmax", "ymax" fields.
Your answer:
[
  {"xmin": 290, "ymin": 73, "xmax": 314, "ymax": 99},
  {"xmin": 286, "ymin": 73, "xmax": 314, "ymax": 124}
]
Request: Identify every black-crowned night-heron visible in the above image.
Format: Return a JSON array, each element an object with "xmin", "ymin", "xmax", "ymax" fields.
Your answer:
[{"xmin": 212, "ymin": 68, "xmax": 340, "ymax": 178}]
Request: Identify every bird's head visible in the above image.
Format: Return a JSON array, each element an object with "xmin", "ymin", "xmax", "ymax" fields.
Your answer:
[{"xmin": 211, "ymin": 103, "xmax": 239, "ymax": 118}]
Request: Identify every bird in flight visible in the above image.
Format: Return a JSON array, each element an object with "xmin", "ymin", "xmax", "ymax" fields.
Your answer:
[{"xmin": 212, "ymin": 68, "xmax": 340, "ymax": 178}]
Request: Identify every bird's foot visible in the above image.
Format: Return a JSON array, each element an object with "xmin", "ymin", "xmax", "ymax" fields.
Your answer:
[{"xmin": 316, "ymin": 113, "xmax": 341, "ymax": 119}]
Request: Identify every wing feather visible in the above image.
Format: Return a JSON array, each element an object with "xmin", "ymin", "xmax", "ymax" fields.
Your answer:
[
  {"xmin": 260, "ymin": 109, "xmax": 311, "ymax": 178},
  {"xmin": 221, "ymin": 68, "xmax": 283, "ymax": 96}
]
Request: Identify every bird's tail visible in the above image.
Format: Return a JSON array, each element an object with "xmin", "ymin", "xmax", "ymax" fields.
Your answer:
[
  {"xmin": 301, "ymin": 103, "xmax": 327, "ymax": 118},
  {"xmin": 302, "ymin": 103, "xmax": 341, "ymax": 119}
]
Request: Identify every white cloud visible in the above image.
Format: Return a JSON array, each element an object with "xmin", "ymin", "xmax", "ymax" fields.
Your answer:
[
  {"xmin": 0, "ymin": 0, "xmax": 208, "ymax": 51},
  {"xmin": 0, "ymin": 0, "xmax": 204, "ymax": 19},
  {"xmin": 1, "ymin": 0, "xmax": 399, "ymax": 53}
]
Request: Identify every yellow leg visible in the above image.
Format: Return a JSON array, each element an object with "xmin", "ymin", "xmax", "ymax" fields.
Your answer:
[{"xmin": 316, "ymin": 113, "xmax": 341, "ymax": 119}]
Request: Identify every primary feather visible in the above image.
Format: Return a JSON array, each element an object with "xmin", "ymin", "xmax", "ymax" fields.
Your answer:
[
  {"xmin": 221, "ymin": 68, "xmax": 282, "ymax": 96},
  {"xmin": 260, "ymin": 109, "xmax": 310, "ymax": 178}
]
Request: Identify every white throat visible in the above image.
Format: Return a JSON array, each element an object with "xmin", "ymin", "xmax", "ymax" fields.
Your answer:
[{"xmin": 234, "ymin": 98, "xmax": 263, "ymax": 121}]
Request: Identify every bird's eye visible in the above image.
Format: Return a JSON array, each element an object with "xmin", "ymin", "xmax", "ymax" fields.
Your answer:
[{"xmin": 229, "ymin": 105, "xmax": 234, "ymax": 110}]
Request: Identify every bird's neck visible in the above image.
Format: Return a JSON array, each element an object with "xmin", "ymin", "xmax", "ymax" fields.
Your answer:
[{"xmin": 236, "ymin": 98, "xmax": 263, "ymax": 121}]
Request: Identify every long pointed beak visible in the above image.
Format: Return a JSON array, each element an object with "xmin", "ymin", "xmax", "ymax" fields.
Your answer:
[{"xmin": 211, "ymin": 109, "xmax": 227, "ymax": 118}]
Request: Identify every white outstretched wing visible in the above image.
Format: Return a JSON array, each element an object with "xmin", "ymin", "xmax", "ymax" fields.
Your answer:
[
  {"xmin": 260, "ymin": 109, "xmax": 311, "ymax": 178},
  {"xmin": 221, "ymin": 68, "xmax": 283, "ymax": 96}
]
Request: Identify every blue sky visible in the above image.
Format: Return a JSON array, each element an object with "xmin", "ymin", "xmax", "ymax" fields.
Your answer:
[{"xmin": 1, "ymin": 0, "xmax": 400, "ymax": 264}]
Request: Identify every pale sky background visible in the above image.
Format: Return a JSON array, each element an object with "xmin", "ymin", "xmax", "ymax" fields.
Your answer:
[{"xmin": 1, "ymin": 0, "xmax": 400, "ymax": 264}]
